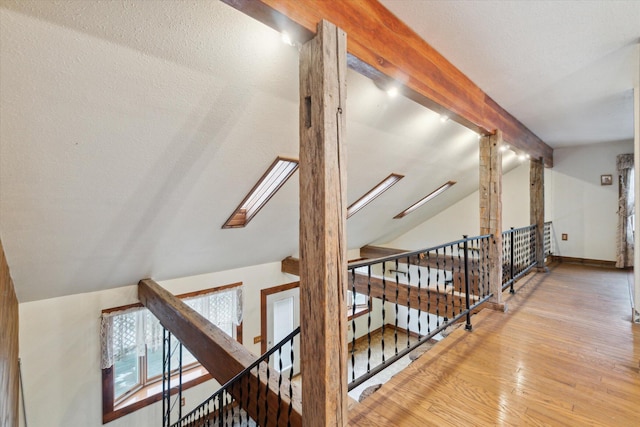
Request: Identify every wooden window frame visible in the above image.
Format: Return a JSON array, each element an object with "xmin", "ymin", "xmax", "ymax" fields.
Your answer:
[{"xmin": 102, "ymin": 282, "xmax": 243, "ymax": 424}]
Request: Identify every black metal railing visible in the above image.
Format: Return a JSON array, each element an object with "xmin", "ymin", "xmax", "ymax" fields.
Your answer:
[
  {"xmin": 163, "ymin": 329, "xmax": 184, "ymax": 427},
  {"xmin": 544, "ymin": 221, "xmax": 553, "ymax": 257},
  {"xmin": 346, "ymin": 234, "xmax": 493, "ymax": 391},
  {"xmin": 169, "ymin": 327, "xmax": 301, "ymax": 427},
  {"xmin": 501, "ymin": 225, "xmax": 537, "ymax": 293}
]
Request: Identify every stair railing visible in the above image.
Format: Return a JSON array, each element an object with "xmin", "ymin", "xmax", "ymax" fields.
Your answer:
[
  {"xmin": 169, "ymin": 326, "xmax": 301, "ymax": 427},
  {"xmin": 162, "ymin": 329, "xmax": 184, "ymax": 427}
]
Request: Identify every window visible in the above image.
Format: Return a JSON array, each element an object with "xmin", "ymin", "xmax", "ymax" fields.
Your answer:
[
  {"xmin": 347, "ymin": 173, "xmax": 404, "ymax": 218},
  {"xmin": 101, "ymin": 283, "xmax": 243, "ymax": 423},
  {"xmin": 347, "ymin": 290, "xmax": 370, "ymax": 319},
  {"xmin": 394, "ymin": 180, "xmax": 456, "ymax": 218},
  {"xmin": 222, "ymin": 157, "xmax": 299, "ymax": 228}
]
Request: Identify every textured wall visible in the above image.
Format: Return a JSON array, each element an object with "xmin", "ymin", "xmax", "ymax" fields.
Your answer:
[{"xmin": 0, "ymin": 238, "xmax": 19, "ymax": 427}]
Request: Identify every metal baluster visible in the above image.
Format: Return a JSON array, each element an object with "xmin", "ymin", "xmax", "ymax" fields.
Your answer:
[
  {"xmin": 167, "ymin": 332, "xmax": 172, "ymax": 427},
  {"xmin": 444, "ymin": 246, "xmax": 450, "ymax": 322},
  {"xmin": 217, "ymin": 394, "xmax": 223, "ymax": 427},
  {"xmin": 255, "ymin": 359, "xmax": 258, "ymax": 424},
  {"xmin": 246, "ymin": 366, "xmax": 251, "ymax": 426},
  {"xmin": 417, "ymin": 254, "xmax": 422, "ymax": 339},
  {"xmin": 435, "ymin": 248, "xmax": 440, "ymax": 328},
  {"xmin": 394, "ymin": 258, "xmax": 399, "ymax": 356},
  {"xmin": 350, "ymin": 268, "xmax": 356, "ymax": 382},
  {"xmin": 178, "ymin": 343, "xmax": 183, "ymax": 422},
  {"xmin": 457, "ymin": 242, "xmax": 463, "ymax": 316},
  {"xmin": 263, "ymin": 358, "xmax": 269, "ymax": 427},
  {"xmin": 510, "ymin": 228, "xmax": 515, "ymax": 293},
  {"xmin": 426, "ymin": 252, "xmax": 431, "ymax": 334},
  {"xmin": 163, "ymin": 328, "xmax": 167, "ymax": 427},
  {"xmin": 486, "ymin": 236, "xmax": 491, "ymax": 297},
  {"xmin": 276, "ymin": 345, "xmax": 283, "ymax": 426},
  {"xmin": 238, "ymin": 370, "xmax": 243, "ymax": 426},
  {"xmin": 463, "ymin": 236, "xmax": 472, "ymax": 331},
  {"xmin": 406, "ymin": 256, "xmax": 411, "ymax": 349},
  {"xmin": 367, "ymin": 265, "xmax": 372, "ymax": 373},
  {"xmin": 532, "ymin": 225, "xmax": 537, "ymax": 267},
  {"xmin": 288, "ymin": 334, "xmax": 294, "ymax": 427},
  {"xmin": 381, "ymin": 261, "xmax": 386, "ymax": 363}
]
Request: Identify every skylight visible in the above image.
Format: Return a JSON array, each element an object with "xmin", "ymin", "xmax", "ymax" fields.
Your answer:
[
  {"xmin": 347, "ymin": 173, "xmax": 404, "ymax": 218},
  {"xmin": 394, "ymin": 181, "xmax": 456, "ymax": 219},
  {"xmin": 222, "ymin": 157, "xmax": 299, "ymax": 229}
]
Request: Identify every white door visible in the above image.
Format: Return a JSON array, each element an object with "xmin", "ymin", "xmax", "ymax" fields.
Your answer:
[{"xmin": 266, "ymin": 287, "xmax": 300, "ymax": 375}]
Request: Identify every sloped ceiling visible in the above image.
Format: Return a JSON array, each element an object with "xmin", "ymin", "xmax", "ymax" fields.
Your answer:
[
  {"xmin": 0, "ymin": 0, "xmax": 636, "ymax": 302},
  {"xmin": 381, "ymin": 0, "xmax": 640, "ymax": 147}
]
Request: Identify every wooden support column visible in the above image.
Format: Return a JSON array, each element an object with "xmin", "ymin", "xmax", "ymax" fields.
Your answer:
[
  {"xmin": 299, "ymin": 20, "xmax": 348, "ymax": 426},
  {"xmin": 530, "ymin": 157, "xmax": 546, "ymax": 271},
  {"xmin": 480, "ymin": 131, "xmax": 506, "ymax": 311},
  {"xmin": 0, "ymin": 239, "xmax": 19, "ymax": 427}
]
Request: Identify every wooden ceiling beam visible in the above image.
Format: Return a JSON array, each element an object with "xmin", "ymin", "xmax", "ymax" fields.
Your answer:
[{"xmin": 221, "ymin": 0, "xmax": 553, "ymax": 167}]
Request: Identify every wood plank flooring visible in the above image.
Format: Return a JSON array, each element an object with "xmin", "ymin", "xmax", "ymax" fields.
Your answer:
[{"xmin": 348, "ymin": 263, "xmax": 640, "ymax": 426}]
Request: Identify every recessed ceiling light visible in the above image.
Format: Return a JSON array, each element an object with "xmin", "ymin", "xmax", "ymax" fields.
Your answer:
[
  {"xmin": 394, "ymin": 181, "xmax": 456, "ymax": 219},
  {"xmin": 347, "ymin": 174, "xmax": 404, "ymax": 218},
  {"xmin": 440, "ymin": 115, "xmax": 449, "ymax": 123},
  {"xmin": 500, "ymin": 144, "xmax": 509, "ymax": 152},
  {"xmin": 518, "ymin": 153, "xmax": 527, "ymax": 161},
  {"xmin": 281, "ymin": 32, "xmax": 294, "ymax": 46},
  {"xmin": 222, "ymin": 157, "xmax": 298, "ymax": 229},
  {"xmin": 387, "ymin": 87, "xmax": 399, "ymax": 98}
]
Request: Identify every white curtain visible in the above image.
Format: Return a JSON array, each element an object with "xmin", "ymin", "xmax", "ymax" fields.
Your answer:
[
  {"xmin": 100, "ymin": 286, "xmax": 244, "ymax": 369},
  {"xmin": 100, "ymin": 306, "xmax": 146, "ymax": 370},
  {"xmin": 616, "ymin": 154, "xmax": 634, "ymax": 268}
]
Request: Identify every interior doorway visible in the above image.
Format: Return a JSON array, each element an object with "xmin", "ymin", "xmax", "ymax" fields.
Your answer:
[{"xmin": 260, "ymin": 282, "xmax": 300, "ymax": 375}]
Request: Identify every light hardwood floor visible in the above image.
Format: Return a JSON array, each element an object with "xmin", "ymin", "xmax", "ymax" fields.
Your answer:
[{"xmin": 348, "ymin": 263, "xmax": 640, "ymax": 426}]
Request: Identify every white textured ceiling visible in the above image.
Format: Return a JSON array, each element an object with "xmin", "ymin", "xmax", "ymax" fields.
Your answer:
[
  {"xmin": 0, "ymin": 0, "xmax": 637, "ymax": 302},
  {"xmin": 381, "ymin": 0, "xmax": 640, "ymax": 147}
]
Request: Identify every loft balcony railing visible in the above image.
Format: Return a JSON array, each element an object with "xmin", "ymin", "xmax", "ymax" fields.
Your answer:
[
  {"xmin": 501, "ymin": 225, "xmax": 537, "ymax": 293},
  {"xmin": 501, "ymin": 222, "xmax": 554, "ymax": 293},
  {"xmin": 153, "ymin": 222, "xmax": 553, "ymax": 426},
  {"xmin": 346, "ymin": 234, "xmax": 493, "ymax": 391}
]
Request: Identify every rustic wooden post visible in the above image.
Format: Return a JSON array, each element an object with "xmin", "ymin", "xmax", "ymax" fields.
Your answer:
[
  {"xmin": 299, "ymin": 20, "xmax": 348, "ymax": 426},
  {"xmin": 530, "ymin": 157, "xmax": 546, "ymax": 271},
  {"xmin": 479, "ymin": 131, "xmax": 506, "ymax": 311}
]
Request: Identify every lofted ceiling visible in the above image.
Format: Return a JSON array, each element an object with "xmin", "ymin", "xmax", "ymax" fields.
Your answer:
[
  {"xmin": 381, "ymin": 0, "xmax": 640, "ymax": 147},
  {"xmin": 0, "ymin": 0, "xmax": 638, "ymax": 302}
]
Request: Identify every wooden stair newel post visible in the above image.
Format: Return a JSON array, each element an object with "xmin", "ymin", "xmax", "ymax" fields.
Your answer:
[
  {"xmin": 479, "ymin": 131, "xmax": 506, "ymax": 311},
  {"xmin": 299, "ymin": 20, "xmax": 348, "ymax": 426},
  {"xmin": 530, "ymin": 157, "xmax": 547, "ymax": 272}
]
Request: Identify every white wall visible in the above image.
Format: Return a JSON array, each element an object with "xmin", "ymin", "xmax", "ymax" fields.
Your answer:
[
  {"xmin": 383, "ymin": 141, "xmax": 635, "ymax": 264},
  {"xmin": 549, "ymin": 141, "xmax": 634, "ymax": 261},
  {"xmin": 18, "ymin": 262, "xmax": 297, "ymax": 427},
  {"xmin": 385, "ymin": 162, "xmax": 531, "ymax": 250}
]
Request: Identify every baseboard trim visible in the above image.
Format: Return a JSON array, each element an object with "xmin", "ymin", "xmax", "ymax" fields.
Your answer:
[{"xmin": 548, "ymin": 255, "xmax": 616, "ymax": 268}]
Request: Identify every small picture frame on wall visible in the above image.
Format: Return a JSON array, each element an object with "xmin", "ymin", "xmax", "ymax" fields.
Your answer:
[{"xmin": 601, "ymin": 174, "xmax": 612, "ymax": 185}]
